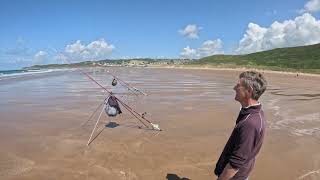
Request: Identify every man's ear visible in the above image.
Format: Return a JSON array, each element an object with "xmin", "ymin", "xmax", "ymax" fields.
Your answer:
[{"xmin": 246, "ymin": 86, "xmax": 253, "ymax": 97}]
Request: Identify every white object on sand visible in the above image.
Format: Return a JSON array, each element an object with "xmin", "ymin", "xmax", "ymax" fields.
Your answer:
[{"xmin": 151, "ymin": 123, "xmax": 161, "ymax": 131}]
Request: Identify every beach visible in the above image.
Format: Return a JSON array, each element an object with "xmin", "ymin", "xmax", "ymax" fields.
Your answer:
[{"xmin": 1, "ymin": 67, "xmax": 320, "ymax": 180}]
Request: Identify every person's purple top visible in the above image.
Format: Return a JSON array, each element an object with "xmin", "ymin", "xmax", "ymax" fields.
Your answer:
[{"xmin": 214, "ymin": 104, "xmax": 266, "ymax": 180}]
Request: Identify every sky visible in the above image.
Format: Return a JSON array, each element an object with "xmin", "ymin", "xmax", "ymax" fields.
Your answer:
[{"xmin": 1, "ymin": 0, "xmax": 320, "ymax": 70}]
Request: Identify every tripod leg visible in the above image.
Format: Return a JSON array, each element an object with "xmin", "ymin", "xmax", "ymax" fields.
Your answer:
[{"xmin": 87, "ymin": 104, "xmax": 106, "ymax": 146}]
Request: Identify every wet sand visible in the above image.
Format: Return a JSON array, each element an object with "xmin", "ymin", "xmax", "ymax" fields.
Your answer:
[{"xmin": 0, "ymin": 67, "xmax": 320, "ymax": 180}]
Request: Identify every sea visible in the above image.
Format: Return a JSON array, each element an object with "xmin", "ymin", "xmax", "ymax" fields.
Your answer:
[{"xmin": 0, "ymin": 69, "xmax": 71, "ymax": 80}]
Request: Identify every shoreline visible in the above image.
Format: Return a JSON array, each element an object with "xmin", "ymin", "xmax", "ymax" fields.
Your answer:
[
  {"xmin": 26, "ymin": 64, "xmax": 320, "ymax": 77},
  {"xmin": 145, "ymin": 64, "xmax": 320, "ymax": 77},
  {"xmin": 20, "ymin": 62, "xmax": 320, "ymax": 77}
]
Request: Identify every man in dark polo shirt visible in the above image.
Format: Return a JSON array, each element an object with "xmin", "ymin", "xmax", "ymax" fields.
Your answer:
[{"xmin": 214, "ymin": 71, "xmax": 267, "ymax": 180}]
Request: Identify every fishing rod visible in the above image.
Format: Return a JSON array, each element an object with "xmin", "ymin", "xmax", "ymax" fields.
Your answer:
[
  {"xmin": 63, "ymin": 59, "xmax": 161, "ymax": 131},
  {"xmin": 78, "ymin": 68, "xmax": 155, "ymax": 127},
  {"xmin": 106, "ymin": 70, "xmax": 147, "ymax": 96},
  {"xmin": 117, "ymin": 98, "xmax": 160, "ymax": 130}
]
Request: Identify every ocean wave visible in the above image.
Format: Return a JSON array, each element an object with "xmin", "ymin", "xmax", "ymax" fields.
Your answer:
[{"xmin": 0, "ymin": 69, "xmax": 71, "ymax": 80}]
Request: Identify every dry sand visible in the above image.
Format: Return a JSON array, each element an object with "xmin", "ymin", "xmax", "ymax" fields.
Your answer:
[{"xmin": 0, "ymin": 67, "xmax": 320, "ymax": 180}]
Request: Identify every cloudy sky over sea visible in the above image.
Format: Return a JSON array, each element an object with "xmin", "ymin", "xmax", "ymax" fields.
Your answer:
[{"xmin": 1, "ymin": 0, "xmax": 320, "ymax": 70}]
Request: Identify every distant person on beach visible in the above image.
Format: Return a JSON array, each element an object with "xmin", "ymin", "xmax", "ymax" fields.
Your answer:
[{"xmin": 214, "ymin": 71, "xmax": 267, "ymax": 180}]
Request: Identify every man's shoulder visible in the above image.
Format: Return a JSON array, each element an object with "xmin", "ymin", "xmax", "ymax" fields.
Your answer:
[{"xmin": 238, "ymin": 112, "xmax": 264, "ymax": 131}]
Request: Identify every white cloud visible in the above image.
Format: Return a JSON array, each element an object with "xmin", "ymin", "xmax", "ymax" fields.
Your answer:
[
  {"xmin": 54, "ymin": 53, "xmax": 68, "ymax": 63},
  {"xmin": 34, "ymin": 50, "xmax": 48, "ymax": 64},
  {"xmin": 1, "ymin": 38, "xmax": 115, "ymax": 68},
  {"xmin": 303, "ymin": 0, "xmax": 320, "ymax": 13},
  {"xmin": 180, "ymin": 46, "xmax": 198, "ymax": 59},
  {"xmin": 198, "ymin": 39, "xmax": 223, "ymax": 57},
  {"xmin": 179, "ymin": 24, "xmax": 202, "ymax": 39},
  {"xmin": 64, "ymin": 39, "xmax": 115, "ymax": 61},
  {"xmin": 65, "ymin": 40, "xmax": 86, "ymax": 55},
  {"xmin": 180, "ymin": 39, "xmax": 223, "ymax": 59},
  {"xmin": 236, "ymin": 13, "xmax": 320, "ymax": 54}
]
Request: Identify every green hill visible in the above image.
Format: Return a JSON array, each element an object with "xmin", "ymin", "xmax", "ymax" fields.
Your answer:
[
  {"xmin": 188, "ymin": 43, "xmax": 320, "ymax": 73},
  {"xmin": 25, "ymin": 43, "xmax": 320, "ymax": 74}
]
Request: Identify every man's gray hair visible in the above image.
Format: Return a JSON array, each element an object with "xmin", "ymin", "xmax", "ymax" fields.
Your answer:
[{"xmin": 239, "ymin": 71, "xmax": 267, "ymax": 100}]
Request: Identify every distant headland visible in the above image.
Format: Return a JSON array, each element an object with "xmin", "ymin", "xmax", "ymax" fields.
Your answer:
[{"xmin": 24, "ymin": 43, "xmax": 320, "ymax": 74}]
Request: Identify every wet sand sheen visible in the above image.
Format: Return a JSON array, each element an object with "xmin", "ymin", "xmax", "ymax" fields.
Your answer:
[{"xmin": 0, "ymin": 67, "xmax": 320, "ymax": 180}]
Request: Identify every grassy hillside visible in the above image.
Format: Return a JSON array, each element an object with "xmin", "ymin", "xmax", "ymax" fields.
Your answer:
[
  {"xmin": 189, "ymin": 43, "xmax": 320, "ymax": 73},
  {"xmin": 25, "ymin": 44, "xmax": 320, "ymax": 74}
]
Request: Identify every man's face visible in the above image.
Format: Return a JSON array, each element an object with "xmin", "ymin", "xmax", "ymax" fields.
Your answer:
[{"xmin": 233, "ymin": 78, "xmax": 251, "ymax": 103}]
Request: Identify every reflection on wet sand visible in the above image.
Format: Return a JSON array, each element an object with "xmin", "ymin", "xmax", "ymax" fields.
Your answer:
[
  {"xmin": 270, "ymin": 91, "xmax": 320, "ymax": 98},
  {"xmin": 269, "ymin": 89, "xmax": 320, "ymax": 101}
]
